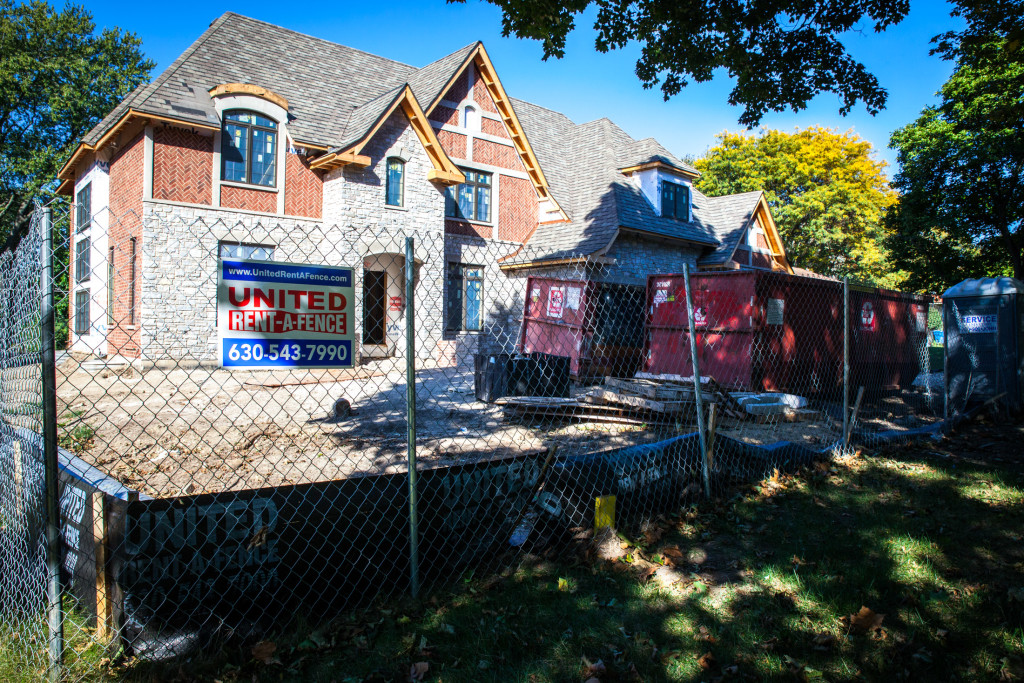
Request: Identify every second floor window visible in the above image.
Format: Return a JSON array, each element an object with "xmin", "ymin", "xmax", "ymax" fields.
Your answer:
[
  {"xmin": 661, "ymin": 181, "xmax": 690, "ymax": 220},
  {"xmin": 75, "ymin": 238, "xmax": 90, "ymax": 283},
  {"xmin": 221, "ymin": 111, "xmax": 277, "ymax": 187},
  {"xmin": 385, "ymin": 158, "xmax": 404, "ymax": 206},
  {"xmin": 445, "ymin": 169, "xmax": 491, "ymax": 223},
  {"xmin": 76, "ymin": 183, "xmax": 91, "ymax": 232}
]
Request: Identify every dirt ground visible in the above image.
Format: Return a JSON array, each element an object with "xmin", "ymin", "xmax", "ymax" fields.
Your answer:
[
  {"xmin": 52, "ymin": 356, "xmax": 942, "ymax": 499},
  {"xmin": 55, "ymin": 356, "xmax": 671, "ymax": 498}
]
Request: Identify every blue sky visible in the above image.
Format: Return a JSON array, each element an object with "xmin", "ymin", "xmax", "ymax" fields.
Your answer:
[{"xmin": 86, "ymin": 0, "xmax": 963, "ymax": 174}]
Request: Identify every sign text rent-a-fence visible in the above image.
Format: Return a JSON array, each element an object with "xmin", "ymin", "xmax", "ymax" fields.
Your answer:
[{"xmin": 217, "ymin": 259, "xmax": 355, "ymax": 368}]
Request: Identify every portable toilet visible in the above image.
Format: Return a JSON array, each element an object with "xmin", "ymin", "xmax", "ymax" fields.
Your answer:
[{"xmin": 942, "ymin": 277, "xmax": 1024, "ymax": 415}]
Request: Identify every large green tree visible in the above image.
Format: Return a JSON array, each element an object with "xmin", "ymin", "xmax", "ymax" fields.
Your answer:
[
  {"xmin": 461, "ymin": 0, "xmax": 909, "ymax": 126},
  {"xmin": 694, "ymin": 127, "xmax": 899, "ymax": 285},
  {"xmin": 886, "ymin": 8, "xmax": 1023, "ymax": 290},
  {"xmin": 0, "ymin": 1, "xmax": 153, "ymax": 243}
]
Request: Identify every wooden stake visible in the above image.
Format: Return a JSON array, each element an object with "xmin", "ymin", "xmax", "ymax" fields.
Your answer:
[
  {"xmin": 706, "ymin": 403, "xmax": 718, "ymax": 471},
  {"xmin": 844, "ymin": 386, "xmax": 865, "ymax": 448},
  {"xmin": 92, "ymin": 491, "xmax": 113, "ymax": 641}
]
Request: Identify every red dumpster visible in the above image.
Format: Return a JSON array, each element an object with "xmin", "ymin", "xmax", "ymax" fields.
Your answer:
[
  {"xmin": 646, "ymin": 270, "xmax": 845, "ymax": 394},
  {"xmin": 520, "ymin": 277, "xmax": 645, "ymax": 379},
  {"xmin": 849, "ymin": 285, "xmax": 930, "ymax": 391}
]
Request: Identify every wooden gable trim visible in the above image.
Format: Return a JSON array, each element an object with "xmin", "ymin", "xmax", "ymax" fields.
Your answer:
[
  {"xmin": 753, "ymin": 196, "xmax": 793, "ymax": 273},
  {"xmin": 310, "ymin": 86, "xmax": 464, "ymax": 184},
  {"xmin": 423, "ymin": 43, "xmax": 568, "ymax": 220},
  {"xmin": 209, "ymin": 83, "xmax": 289, "ymax": 110},
  {"xmin": 472, "ymin": 48, "xmax": 557, "ymax": 204},
  {"xmin": 398, "ymin": 90, "xmax": 464, "ymax": 185},
  {"xmin": 619, "ymin": 160, "xmax": 699, "ymax": 178},
  {"xmin": 718, "ymin": 194, "xmax": 793, "ymax": 274}
]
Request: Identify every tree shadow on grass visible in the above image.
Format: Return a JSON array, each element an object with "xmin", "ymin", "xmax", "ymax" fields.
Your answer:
[{"xmin": 121, "ymin": 419, "xmax": 1024, "ymax": 682}]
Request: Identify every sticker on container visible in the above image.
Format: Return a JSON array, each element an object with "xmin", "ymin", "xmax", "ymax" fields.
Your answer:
[
  {"xmin": 961, "ymin": 313, "xmax": 997, "ymax": 333},
  {"xmin": 861, "ymin": 301, "xmax": 876, "ymax": 332},
  {"xmin": 656, "ymin": 280, "xmax": 671, "ymax": 288},
  {"xmin": 653, "ymin": 289, "xmax": 668, "ymax": 305},
  {"xmin": 546, "ymin": 286, "xmax": 565, "ymax": 319},
  {"xmin": 694, "ymin": 306, "xmax": 708, "ymax": 327},
  {"xmin": 565, "ymin": 286, "xmax": 582, "ymax": 311},
  {"xmin": 766, "ymin": 298, "xmax": 784, "ymax": 325}
]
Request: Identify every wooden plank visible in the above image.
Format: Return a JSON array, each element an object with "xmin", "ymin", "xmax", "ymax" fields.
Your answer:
[
  {"xmin": 605, "ymin": 377, "xmax": 694, "ymax": 401},
  {"xmin": 590, "ymin": 388, "xmax": 690, "ymax": 414},
  {"xmin": 706, "ymin": 403, "xmax": 718, "ymax": 470},
  {"xmin": 92, "ymin": 491, "xmax": 113, "ymax": 641}
]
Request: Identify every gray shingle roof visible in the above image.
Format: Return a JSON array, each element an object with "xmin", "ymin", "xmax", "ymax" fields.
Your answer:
[
  {"xmin": 84, "ymin": 13, "xmax": 429, "ymax": 147},
  {"xmin": 512, "ymin": 107, "xmax": 722, "ymax": 261},
  {"xmin": 692, "ymin": 189, "xmax": 763, "ymax": 266},
  {"xmin": 81, "ymin": 12, "xmax": 768, "ymax": 265}
]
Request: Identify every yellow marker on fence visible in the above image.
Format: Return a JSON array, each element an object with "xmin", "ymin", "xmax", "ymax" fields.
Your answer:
[{"xmin": 594, "ymin": 495, "xmax": 616, "ymax": 532}]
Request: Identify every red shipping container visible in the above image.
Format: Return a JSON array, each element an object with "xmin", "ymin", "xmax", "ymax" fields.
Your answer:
[
  {"xmin": 646, "ymin": 271, "xmax": 846, "ymax": 394},
  {"xmin": 520, "ymin": 277, "xmax": 645, "ymax": 378},
  {"xmin": 849, "ymin": 285, "xmax": 930, "ymax": 391}
]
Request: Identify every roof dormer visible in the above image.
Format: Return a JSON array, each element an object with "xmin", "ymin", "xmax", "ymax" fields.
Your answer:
[{"xmin": 620, "ymin": 160, "xmax": 697, "ymax": 220}]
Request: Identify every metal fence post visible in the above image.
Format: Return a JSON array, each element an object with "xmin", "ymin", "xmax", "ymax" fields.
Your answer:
[
  {"xmin": 682, "ymin": 264, "xmax": 711, "ymax": 498},
  {"xmin": 40, "ymin": 206, "xmax": 64, "ymax": 677},
  {"xmin": 843, "ymin": 276, "xmax": 850, "ymax": 453},
  {"xmin": 405, "ymin": 237, "xmax": 420, "ymax": 598}
]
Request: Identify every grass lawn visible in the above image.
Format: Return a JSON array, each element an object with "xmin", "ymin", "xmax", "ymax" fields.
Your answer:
[{"xmin": 21, "ymin": 416, "xmax": 1024, "ymax": 682}]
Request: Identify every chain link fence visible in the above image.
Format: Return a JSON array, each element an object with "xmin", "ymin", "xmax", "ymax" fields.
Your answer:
[{"xmin": 1, "ymin": 203, "xmax": 948, "ymax": 677}]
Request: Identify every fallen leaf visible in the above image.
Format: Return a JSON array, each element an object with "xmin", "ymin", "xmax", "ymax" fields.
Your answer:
[
  {"xmin": 408, "ymin": 661, "xmax": 429, "ymax": 682},
  {"xmin": 848, "ymin": 605, "xmax": 885, "ymax": 633},
  {"xmin": 251, "ymin": 640, "xmax": 277, "ymax": 665},
  {"xmin": 697, "ymin": 626, "xmax": 718, "ymax": 644},
  {"xmin": 812, "ymin": 633, "xmax": 836, "ymax": 651},
  {"xmin": 697, "ymin": 651, "xmax": 717, "ymax": 670},
  {"xmin": 582, "ymin": 656, "xmax": 607, "ymax": 679}
]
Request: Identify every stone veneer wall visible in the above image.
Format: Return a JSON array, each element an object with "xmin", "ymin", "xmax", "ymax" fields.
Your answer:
[
  {"xmin": 442, "ymin": 234, "xmax": 528, "ymax": 366},
  {"xmin": 139, "ymin": 201, "xmax": 450, "ymax": 365},
  {"xmin": 602, "ymin": 235, "xmax": 702, "ymax": 285}
]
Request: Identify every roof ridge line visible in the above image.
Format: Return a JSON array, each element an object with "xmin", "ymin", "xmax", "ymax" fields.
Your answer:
[{"xmin": 220, "ymin": 12, "xmax": 419, "ymax": 70}]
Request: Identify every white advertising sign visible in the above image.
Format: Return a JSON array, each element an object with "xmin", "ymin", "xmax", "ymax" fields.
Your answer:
[
  {"xmin": 217, "ymin": 258, "xmax": 355, "ymax": 368},
  {"xmin": 961, "ymin": 313, "xmax": 997, "ymax": 334}
]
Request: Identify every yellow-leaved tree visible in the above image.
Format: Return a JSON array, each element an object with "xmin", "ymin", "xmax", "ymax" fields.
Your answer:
[{"xmin": 695, "ymin": 127, "xmax": 903, "ymax": 286}]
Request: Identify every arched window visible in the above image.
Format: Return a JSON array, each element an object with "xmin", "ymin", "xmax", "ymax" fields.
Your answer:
[
  {"xmin": 463, "ymin": 105, "xmax": 479, "ymax": 132},
  {"xmin": 385, "ymin": 157, "xmax": 404, "ymax": 207},
  {"xmin": 221, "ymin": 110, "xmax": 278, "ymax": 187}
]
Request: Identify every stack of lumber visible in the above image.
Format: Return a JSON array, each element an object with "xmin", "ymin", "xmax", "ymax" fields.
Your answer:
[
  {"xmin": 584, "ymin": 377, "xmax": 696, "ymax": 415},
  {"xmin": 494, "ymin": 396, "xmax": 677, "ymax": 426}
]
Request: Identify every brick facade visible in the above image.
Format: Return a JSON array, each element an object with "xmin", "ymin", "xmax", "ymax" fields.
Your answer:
[
  {"xmin": 497, "ymin": 176, "xmax": 537, "ymax": 243},
  {"xmin": 435, "ymin": 62, "xmax": 540, "ymax": 246},
  {"xmin": 107, "ymin": 132, "xmax": 145, "ymax": 357},
  {"xmin": 480, "ymin": 117, "xmax": 509, "ymax": 139},
  {"xmin": 445, "ymin": 218, "xmax": 491, "ymax": 239},
  {"xmin": 152, "ymin": 127, "xmax": 213, "ymax": 205},
  {"xmin": 220, "ymin": 184, "xmax": 277, "ymax": 213},
  {"xmin": 436, "ymin": 130, "xmax": 467, "ymax": 159},
  {"xmin": 471, "ymin": 68, "xmax": 498, "ymax": 114},
  {"xmin": 474, "ymin": 138, "xmax": 524, "ymax": 172},
  {"xmin": 431, "ymin": 105, "xmax": 458, "ymax": 127},
  {"xmin": 284, "ymin": 151, "xmax": 323, "ymax": 218}
]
